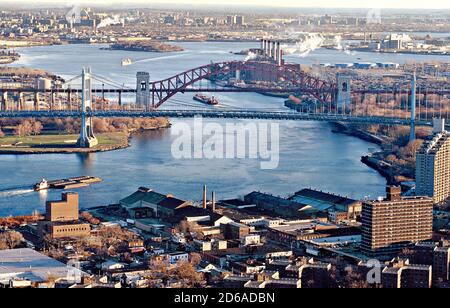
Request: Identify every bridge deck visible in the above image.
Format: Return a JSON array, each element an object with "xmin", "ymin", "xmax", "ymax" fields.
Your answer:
[{"xmin": 0, "ymin": 110, "xmax": 430, "ymax": 127}]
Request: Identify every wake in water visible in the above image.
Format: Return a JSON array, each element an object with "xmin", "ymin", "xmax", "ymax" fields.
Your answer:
[
  {"xmin": 0, "ymin": 186, "xmax": 34, "ymax": 198},
  {"xmin": 133, "ymin": 54, "xmax": 187, "ymax": 64}
]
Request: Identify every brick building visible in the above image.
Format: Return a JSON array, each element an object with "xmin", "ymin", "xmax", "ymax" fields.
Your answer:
[
  {"xmin": 361, "ymin": 186, "xmax": 433, "ymax": 257},
  {"xmin": 38, "ymin": 192, "xmax": 90, "ymax": 239}
]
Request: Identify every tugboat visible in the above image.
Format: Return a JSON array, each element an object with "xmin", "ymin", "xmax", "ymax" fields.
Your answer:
[
  {"xmin": 121, "ymin": 58, "xmax": 133, "ymax": 66},
  {"xmin": 34, "ymin": 179, "xmax": 49, "ymax": 191},
  {"xmin": 193, "ymin": 94, "xmax": 219, "ymax": 106}
]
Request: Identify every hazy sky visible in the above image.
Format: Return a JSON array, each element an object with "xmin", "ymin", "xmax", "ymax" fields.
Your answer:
[{"xmin": 7, "ymin": 0, "xmax": 450, "ymax": 9}]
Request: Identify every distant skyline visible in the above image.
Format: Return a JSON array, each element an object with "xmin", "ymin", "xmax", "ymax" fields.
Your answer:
[{"xmin": 4, "ymin": 0, "xmax": 450, "ymax": 10}]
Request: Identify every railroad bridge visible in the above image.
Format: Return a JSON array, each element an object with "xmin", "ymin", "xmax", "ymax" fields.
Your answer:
[{"xmin": 0, "ymin": 55, "xmax": 449, "ymax": 147}]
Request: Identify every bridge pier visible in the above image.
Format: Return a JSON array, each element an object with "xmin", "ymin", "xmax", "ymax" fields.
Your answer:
[
  {"xmin": 18, "ymin": 92, "xmax": 25, "ymax": 110},
  {"xmin": 67, "ymin": 90, "xmax": 72, "ymax": 110},
  {"xmin": 34, "ymin": 92, "xmax": 40, "ymax": 111},
  {"xmin": 336, "ymin": 74, "xmax": 351, "ymax": 108},
  {"xmin": 77, "ymin": 68, "xmax": 98, "ymax": 148},
  {"xmin": 50, "ymin": 91, "xmax": 55, "ymax": 110},
  {"xmin": 118, "ymin": 90, "xmax": 122, "ymax": 108},
  {"xmin": 0, "ymin": 91, "xmax": 6, "ymax": 111},
  {"xmin": 136, "ymin": 72, "xmax": 150, "ymax": 110}
]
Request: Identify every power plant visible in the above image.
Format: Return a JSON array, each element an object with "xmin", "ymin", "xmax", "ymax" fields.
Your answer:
[{"xmin": 259, "ymin": 39, "xmax": 284, "ymax": 66}]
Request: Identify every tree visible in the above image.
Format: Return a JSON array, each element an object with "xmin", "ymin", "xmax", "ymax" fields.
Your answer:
[
  {"xmin": 81, "ymin": 212, "xmax": 100, "ymax": 225},
  {"xmin": 174, "ymin": 261, "xmax": 204, "ymax": 286},
  {"xmin": 0, "ymin": 231, "xmax": 25, "ymax": 250},
  {"xmin": 94, "ymin": 118, "xmax": 111, "ymax": 133},
  {"xmin": 189, "ymin": 253, "xmax": 202, "ymax": 266},
  {"xmin": 32, "ymin": 121, "xmax": 43, "ymax": 135}
]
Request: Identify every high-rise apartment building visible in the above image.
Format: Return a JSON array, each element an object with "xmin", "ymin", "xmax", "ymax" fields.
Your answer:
[
  {"xmin": 361, "ymin": 186, "xmax": 433, "ymax": 257},
  {"xmin": 416, "ymin": 119, "xmax": 450, "ymax": 203}
]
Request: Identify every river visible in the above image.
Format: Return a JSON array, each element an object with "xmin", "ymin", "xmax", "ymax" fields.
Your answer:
[{"xmin": 2, "ymin": 40, "xmax": 438, "ymax": 216}]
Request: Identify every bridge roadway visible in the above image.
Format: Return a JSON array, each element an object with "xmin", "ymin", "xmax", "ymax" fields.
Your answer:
[
  {"xmin": 1, "ymin": 87, "xmax": 449, "ymax": 95},
  {"xmin": 0, "ymin": 109, "xmax": 429, "ymax": 127}
]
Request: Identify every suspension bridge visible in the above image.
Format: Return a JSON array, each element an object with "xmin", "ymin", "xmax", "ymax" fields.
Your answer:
[{"xmin": 0, "ymin": 57, "xmax": 449, "ymax": 147}]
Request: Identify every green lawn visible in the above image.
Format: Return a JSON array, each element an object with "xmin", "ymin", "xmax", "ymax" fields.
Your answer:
[{"xmin": 0, "ymin": 132, "xmax": 127, "ymax": 148}]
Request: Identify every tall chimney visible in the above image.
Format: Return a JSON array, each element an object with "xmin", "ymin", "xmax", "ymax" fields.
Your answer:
[
  {"xmin": 273, "ymin": 42, "xmax": 278, "ymax": 63},
  {"xmin": 272, "ymin": 41, "xmax": 277, "ymax": 62},
  {"xmin": 211, "ymin": 191, "xmax": 216, "ymax": 212},
  {"xmin": 268, "ymin": 40, "xmax": 272, "ymax": 58},
  {"xmin": 277, "ymin": 42, "xmax": 282, "ymax": 66},
  {"xmin": 203, "ymin": 185, "xmax": 207, "ymax": 209}
]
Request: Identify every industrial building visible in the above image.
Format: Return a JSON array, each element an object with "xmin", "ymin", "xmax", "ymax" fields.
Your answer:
[
  {"xmin": 0, "ymin": 248, "xmax": 87, "ymax": 287},
  {"xmin": 38, "ymin": 192, "xmax": 91, "ymax": 239},
  {"xmin": 119, "ymin": 187, "xmax": 191, "ymax": 219},
  {"xmin": 361, "ymin": 186, "xmax": 433, "ymax": 257},
  {"xmin": 289, "ymin": 189, "xmax": 362, "ymax": 221},
  {"xmin": 416, "ymin": 119, "xmax": 450, "ymax": 203},
  {"xmin": 244, "ymin": 191, "xmax": 315, "ymax": 218}
]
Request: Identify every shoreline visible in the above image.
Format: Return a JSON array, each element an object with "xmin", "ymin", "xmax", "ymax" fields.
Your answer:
[
  {"xmin": 0, "ymin": 123, "xmax": 171, "ymax": 155},
  {"xmin": 330, "ymin": 122, "xmax": 395, "ymax": 184}
]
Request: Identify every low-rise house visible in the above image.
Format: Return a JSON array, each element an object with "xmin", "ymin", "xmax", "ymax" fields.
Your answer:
[
  {"xmin": 167, "ymin": 252, "xmax": 189, "ymax": 264},
  {"xmin": 101, "ymin": 261, "xmax": 127, "ymax": 271},
  {"xmin": 241, "ymin": 234, "xmax": 261, "ymax": 246}
]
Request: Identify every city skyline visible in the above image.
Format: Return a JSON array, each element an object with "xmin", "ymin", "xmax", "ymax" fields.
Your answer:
[
  {"xmin": 5, "ymin": 0, "xmax": 450, "ymax": 10},
  {"xmin": 0, "ymin": 1, "xmax": 449, "ymax": 292}
]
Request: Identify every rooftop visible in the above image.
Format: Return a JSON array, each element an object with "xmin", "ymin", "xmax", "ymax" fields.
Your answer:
[
  {"xmin": 158, "ymin": 197, "xmax": 188, "ymax": 210},
  {"xmin": 0, "ymin": 248, "xmax": 86, "ymax": 283},
  {"xmin": 291, "ymin": 188, "xmax": 360, "ymax": 210},
  {"xmin": 120, "ymin": 187, "xmax": 167, "ymax": 207}
]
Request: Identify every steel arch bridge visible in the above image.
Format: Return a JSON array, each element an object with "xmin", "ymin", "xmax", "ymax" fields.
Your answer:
[{"xmin": 146, "ymin": 61, "xmax": 336, "ymax": 108}]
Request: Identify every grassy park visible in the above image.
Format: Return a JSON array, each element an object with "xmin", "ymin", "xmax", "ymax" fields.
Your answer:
[{"xmin": 0, "ymin": 132, "xmax": 129, "ymax": 154}]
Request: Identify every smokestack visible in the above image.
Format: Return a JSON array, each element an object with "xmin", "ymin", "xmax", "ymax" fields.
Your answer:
[
  {"xmin": 277, "ymin": 42, "xmax": 282, "ymax": 66},
  {"xmin": 268, "ymin": 40, "xmax": 272, "ymax": 58},
  {"xmin": 272, "ymin": 42, "xmax": 278, "ymax": 62},
  {"xmin": 203, "ymin": 185, "xmax": 207, "ymax": 209},
  {"xmin": 211, "ymin": 191, "xmax": 216, "ymax": 212},
  {"xmin": 273, "ymin": 41, "xmax": 277, "ymax": 62}
]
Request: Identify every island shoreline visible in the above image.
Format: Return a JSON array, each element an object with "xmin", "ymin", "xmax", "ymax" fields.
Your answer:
[{"xmin": 0, "ymin": 123, "xmax": 172, "ymax": 155}]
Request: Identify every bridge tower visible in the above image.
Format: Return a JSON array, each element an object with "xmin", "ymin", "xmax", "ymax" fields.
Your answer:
[
  {"xmin": 336, "ymin": 74, "xmax": 351, "ymax": 108},
  {"xmin": 77, "ymin": 68, "xmax": 98, "ymax": 148},
  {"xmin": 136, "ymin": 72, "xmax": 150, "ymax": 109},
  {"xmin": 409, "ymin": 72, "xmax": 417, "ymax": 141}
]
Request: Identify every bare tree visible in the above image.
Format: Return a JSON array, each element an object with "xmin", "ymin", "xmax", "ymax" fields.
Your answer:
[{"xmin": 0, "ymin": 231, "xmax": 25, "ymax": 250}]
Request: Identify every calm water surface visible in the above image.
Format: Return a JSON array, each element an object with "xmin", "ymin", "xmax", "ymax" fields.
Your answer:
[{"xmin": 0, "ymin": 41, "xmax": 423, "ymax": 216}]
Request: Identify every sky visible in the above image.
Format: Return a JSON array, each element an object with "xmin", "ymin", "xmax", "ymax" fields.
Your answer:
[{"xmin": 6, "ymin": 0, "xmax": 450, "ymax": 10}]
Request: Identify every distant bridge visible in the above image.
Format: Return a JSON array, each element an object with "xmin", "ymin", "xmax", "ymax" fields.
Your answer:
[
  {"xmin": 1, "ymin": 60, "xmax": 448, "ymax": 147},
  {"xmin": 0, "ymin": 109, "xmax": 433, "ymax": 127}
]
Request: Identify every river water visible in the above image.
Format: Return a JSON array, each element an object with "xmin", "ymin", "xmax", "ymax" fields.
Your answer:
[{"xmin": 3, "ymin": 41, "xmax": 443, "ymax": 216}]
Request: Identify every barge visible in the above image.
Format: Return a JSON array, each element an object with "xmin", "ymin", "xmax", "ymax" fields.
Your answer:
[
  {"xmin": 34, "ymin": 176, "xmax": 102, "ymax": 191},
  {"xmin": 193, "ymin": 94, "xmax": 219, "ymax": 106}
]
